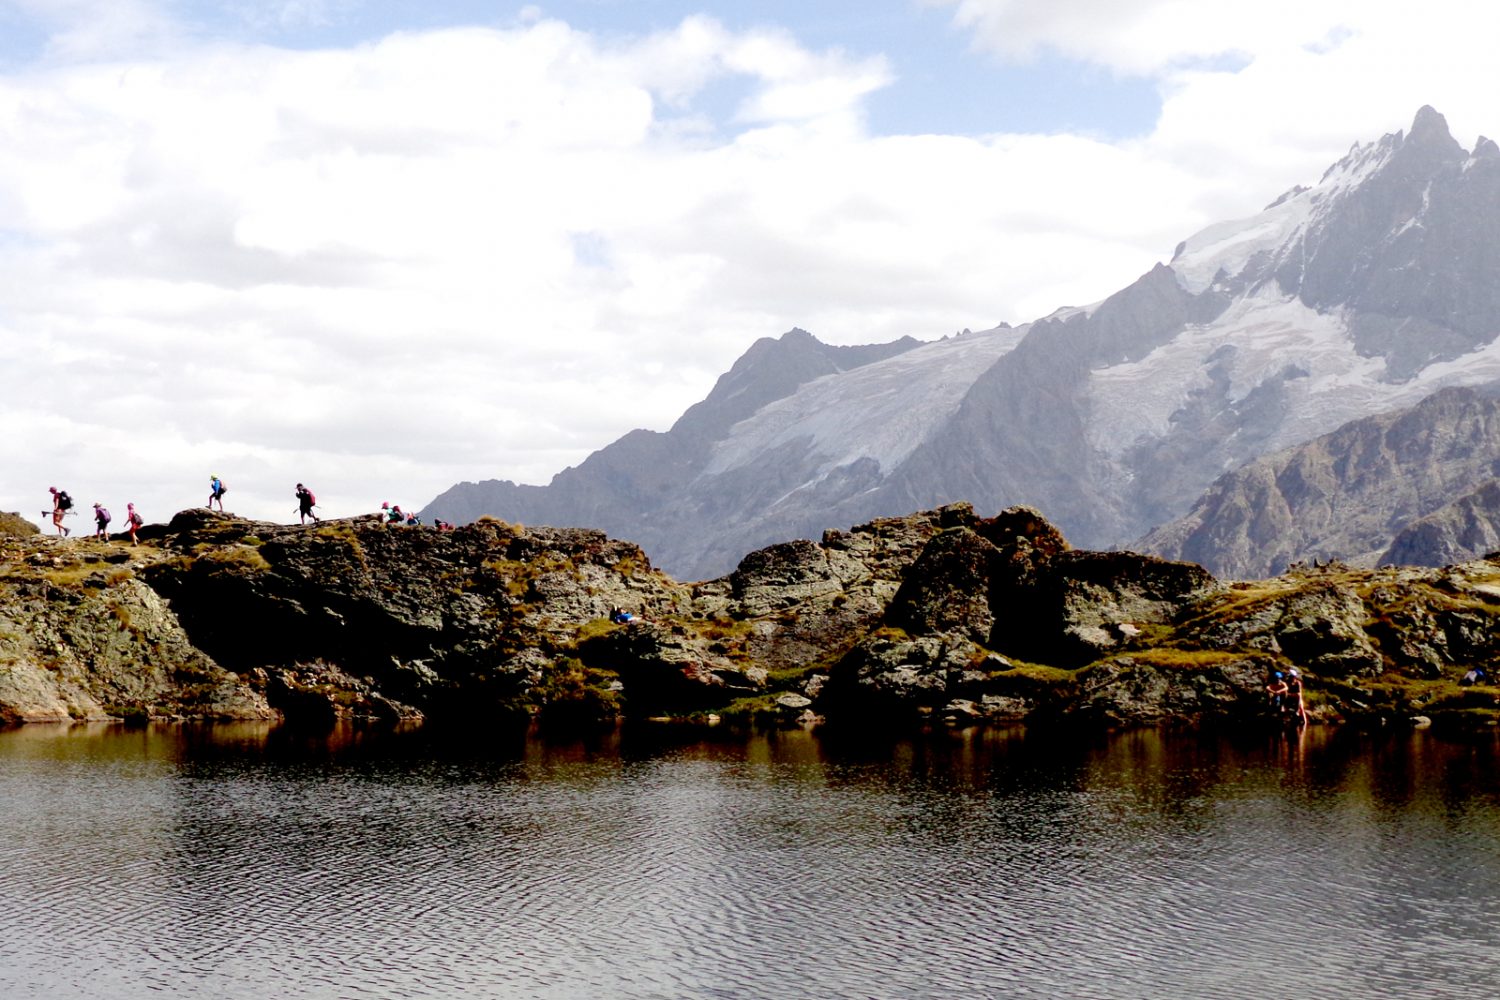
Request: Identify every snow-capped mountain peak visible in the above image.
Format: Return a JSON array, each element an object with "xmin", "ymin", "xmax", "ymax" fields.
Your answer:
[{"xmin": 424, "ymin": 108, "xmax": 1500, "ymax": 581}]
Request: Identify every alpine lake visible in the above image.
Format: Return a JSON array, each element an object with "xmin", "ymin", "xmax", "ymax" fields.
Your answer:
[{"xmin": 2, "ymin": 720, "xmax": 1498, "ymax": 999}]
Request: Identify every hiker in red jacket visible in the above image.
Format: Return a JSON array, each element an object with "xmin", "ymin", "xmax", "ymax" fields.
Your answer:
[{"xmin": 295, "ymin": 483, "xmax": 320, "ymax": 524}]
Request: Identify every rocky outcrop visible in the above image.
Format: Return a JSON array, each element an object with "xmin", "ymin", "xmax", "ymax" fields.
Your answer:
[
  {"xmin": 3, "ymin": 502, "xmax": 1499, "ymax": 731},
  {"xmin": 1065, "ymin": 654, "xmax": 1276, "ymax": 727},
  {"xmin": 886, "ymin": 505, "xmax": 1219, "ymax": 666},
  {"xmin": 0, "ymin": 512, "xmax": 40, "ymax": 538},
  {"xmin": 1175, "ymin": 578, "xmax": 1384, "ymax": 677},
  {"xmin": 139, "ymin": 509, "xmax": 686, "ymax": 722},
  {"xmin": 0, "ymin": 541, "xmax": 272, "ymax": 724}
]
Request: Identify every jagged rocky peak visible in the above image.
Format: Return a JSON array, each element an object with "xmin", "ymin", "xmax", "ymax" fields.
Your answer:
[
  {"xmin": 1409, "ymin": 103, "xmax": 1459, "ymax": 146},
  {"xmin": 670, "ymin": 327, "xmax": 922, "ymax": 444},
  {"xmin": 1173, "ymin": 105, "xmax": 1499, "ymax": 378}
]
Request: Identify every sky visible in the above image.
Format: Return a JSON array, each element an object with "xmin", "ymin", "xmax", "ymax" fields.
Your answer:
[{"xmin": 1, "ymin": 0, "xmax": 1497, "ymax": 530}]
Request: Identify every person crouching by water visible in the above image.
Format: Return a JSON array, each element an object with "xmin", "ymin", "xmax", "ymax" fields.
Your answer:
[
  {"xmin": 1266, "ymin": 671, "xmax": 1289, "ymax": 715},
  {"xmin": 92, "ymin": 502, "xmax": 111, "ymax": 540},
  {"xmin": 1285, "ymin": 667, "xmax": 1308, "ymax": 726}
]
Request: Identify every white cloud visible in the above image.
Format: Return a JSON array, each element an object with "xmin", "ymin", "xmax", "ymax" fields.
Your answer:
[
  {"xmin": 2, "ymin": 0, "xmax": 180, "ymax": 60},
  {"xmin": 928, "ymin": 0, "xmax": 1343, "ymax": 74},
  {"xmin": 928, "ymin": 0, "xmax": 1500, "ymax": 220},
  {"xmin": 1, "ymin": 3, "xmax": 1499, "ymax": 537}
]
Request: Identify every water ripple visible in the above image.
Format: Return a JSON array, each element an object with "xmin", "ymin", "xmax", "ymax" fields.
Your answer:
[{"xmin": 1, "ymin": 724, "xmax": 1499, "ymax": 998}]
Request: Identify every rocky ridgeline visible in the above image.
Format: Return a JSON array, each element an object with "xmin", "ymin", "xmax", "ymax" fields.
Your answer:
[{"xmin": 1, "ymin": 504, "xmax": 1498, "ymax": 730}]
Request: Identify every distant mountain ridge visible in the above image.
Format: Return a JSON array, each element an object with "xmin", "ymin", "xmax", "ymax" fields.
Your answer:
[
  {"xmin": 426, "ymin": 107, "xmax": 1500, "ymax": 580},
  {"xmin": 426, "ymin": 328, "xmax": 923, "ymax": 546}
]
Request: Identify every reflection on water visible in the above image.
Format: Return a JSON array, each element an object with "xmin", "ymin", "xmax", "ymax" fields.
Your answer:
[{"xmin": 1, "ymin": 722, "xmax": 1498, "ymax": 999}]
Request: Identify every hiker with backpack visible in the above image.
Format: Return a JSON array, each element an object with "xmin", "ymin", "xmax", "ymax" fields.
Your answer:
[
  {"xmin": 47, "ymin": 487, "xmax": 73, "ymax": 536},
  {"xmin": 92, "ymin": 502, "xmax": 111, "ymax": 540},
  {"xmin": 124, "ymin": 503, "xmax": 144, "ymax": 545},
  {"xmin": 208, "ymin": 474, "xmax": 226, "ymax": 512},
  {"xmin": 295, "ymin": 483, "xmax": 320, "ymax": 524}
]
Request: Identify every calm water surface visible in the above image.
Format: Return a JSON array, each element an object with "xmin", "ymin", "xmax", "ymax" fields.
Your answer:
[{"xmin": 1, "ymin": 721, "xmax": 1497, "ymax": 999}]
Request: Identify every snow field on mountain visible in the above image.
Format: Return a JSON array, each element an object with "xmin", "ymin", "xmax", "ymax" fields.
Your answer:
[
  {"xmin": 699, "ymin": 324, "xmax": 1027, "ymax": 482},
  {"xmin": 1170, "ymin": 196, "xmax": 1313, "ymax": 295},
  {"xmin": 1085, "ymin": 285, "xmax": 1348, "ymax": 456},
  {"xmin": 1087, "ymin": 281, "xmax": 1500, "ymax": 464}
]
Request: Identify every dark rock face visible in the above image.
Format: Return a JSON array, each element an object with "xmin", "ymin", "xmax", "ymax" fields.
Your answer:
[
  {"xmin": 1142, "ymin": 386, "xmax": 1500, "ymax": 577},
  {"xmin": 886, "ymin": 505, "xmax": 1218, "ymax": 667},
  {"xmin": 1067, "ymin": 655, "xmax": 1273, "ymax": 727},
  {"xmin": 139, "ymin": 509, "xmax": 683, "ymax": 722},
  {"xmin": 1044, "ymin": 550, "xmax": 1221, "ymax": 664},
  {"xmin": 0, "ymin": 534, "xmax": 273, "ymax": 724},
  {"xmin": 576, "ymin": 621, "xmax": 762, "ymax": 713},
  {"xmin": 886, "ymin": 527, "xmax": 1003, "ymax": 644}
]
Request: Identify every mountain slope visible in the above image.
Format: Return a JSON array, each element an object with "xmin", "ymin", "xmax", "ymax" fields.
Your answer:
[
  {"xmin": 427, "ymin": 107, "xmax": 1500, "ymax": 580},
  {"xmin": 1380, "ymin": 479, "xmax": 1500, "ymax": 567},
  {"xmin": 423, "ymin": 327, "xmax": 922, "ymax": 544},
  {"xmin": 1139, "ymin": 386, "xmax": 1500, "ymax": 577}
]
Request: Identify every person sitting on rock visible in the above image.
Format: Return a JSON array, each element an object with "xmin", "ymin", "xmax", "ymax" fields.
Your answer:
[
  {"xmin": 1461, "ymin": 667, "xmax": 1486, "ymax": 687},
  {"xmin": 92, "ymin": 502, "xmax": 111, "ymax": 540},
  {"xmin": 1266, "ymin": 671, "xmax": 1289, "ymax": 714}
]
